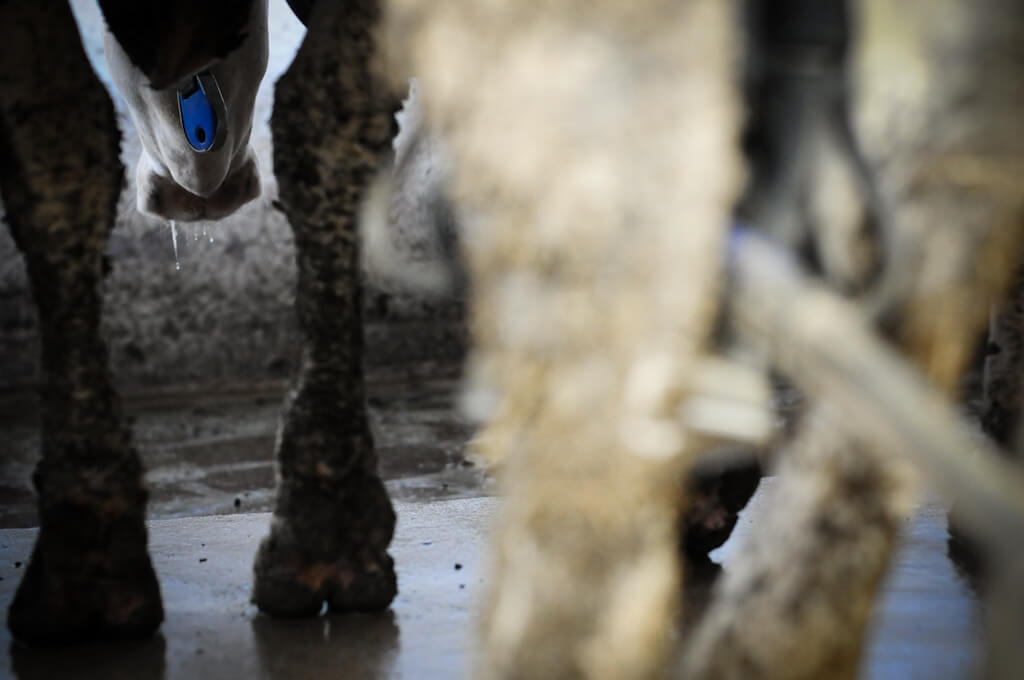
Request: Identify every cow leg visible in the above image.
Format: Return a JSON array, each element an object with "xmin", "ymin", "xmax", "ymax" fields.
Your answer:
[
  {"xmin": 252, "ymin": 0, "xmax": 398, "ymax": 616},
  {"xmin": 687, "ymin": 0, "xmax": 1024, "ymax": 675},
  {"xmin": 387, "ymin": 1, "xmax": 741, "ymax": 675},
  {"xmin": 0, "ymin": 2, "xmax": 162, "ymax": 643}
]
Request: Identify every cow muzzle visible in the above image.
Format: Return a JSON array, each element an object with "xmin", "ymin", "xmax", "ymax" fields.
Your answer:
[{"xmin": 137, "ymin": 147, "xmax": 261, "ymax": 222}]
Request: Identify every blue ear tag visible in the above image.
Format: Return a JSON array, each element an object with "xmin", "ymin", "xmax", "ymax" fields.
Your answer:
[{"xmin": 177, "ymin": 70, "xmax": 227, "ymax": 152}]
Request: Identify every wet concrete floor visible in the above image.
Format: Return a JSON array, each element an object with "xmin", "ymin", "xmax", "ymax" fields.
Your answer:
[
  {"xmin": 0, "ymin": 499, "xmax": 493, "ymax": 680},
  {"xmin": 0, "ymin": 483, "xmax": 984, "ymax": 679},
  {"xmin": 0, "ymin": 360, "xmax": 987, "ymax": 679},
  {"xmin": 0, "ymin": 360, "xmax": 491, "ymax": 530}
]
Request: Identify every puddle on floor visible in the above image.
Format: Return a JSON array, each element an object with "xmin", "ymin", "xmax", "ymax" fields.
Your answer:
[{"xmin": 0, "ymin": 360, "xmax": 488, "ymax": 528}]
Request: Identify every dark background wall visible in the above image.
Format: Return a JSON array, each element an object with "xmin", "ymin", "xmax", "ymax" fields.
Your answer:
[{"xmin": 0, "ymin": 0, "xmax": 465, "ymax": 398}]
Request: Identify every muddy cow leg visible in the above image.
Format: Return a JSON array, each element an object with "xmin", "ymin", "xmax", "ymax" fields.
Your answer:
[
  {"xmin": 252, "ymin": 0, "xmax": 398, "ymax": 616},
  {"xmin": 0, "ymin": 2, "xmax": 162, "ymax": 643}
]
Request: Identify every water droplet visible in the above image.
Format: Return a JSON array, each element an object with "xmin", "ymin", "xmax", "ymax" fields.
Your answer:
[{"xmin": 170, "ymin": 220, "xmax": 180, "ymax": 271}]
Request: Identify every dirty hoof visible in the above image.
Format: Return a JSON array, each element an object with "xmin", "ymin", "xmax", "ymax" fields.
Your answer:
[
  {"xmin": 252, "ymin": 475, "xmax": 397, "ymax": 617},
  {"xmin": 7, "ymin": 513, "xmax": 163, "ymax": 645},
  {"xmin": 682, "ymin": 458, "xmax": 762, "ymax": 558},
  {"xmin": 252, "ymin": 544, "xmax": 397, "ymax": 618}
]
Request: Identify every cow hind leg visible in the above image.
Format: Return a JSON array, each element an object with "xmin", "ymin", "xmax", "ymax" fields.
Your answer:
[
  {"xmin": 0, "ymin": 1, "xmax": 162, "ymax": 644},
  {"xmin": 252, "ymin": 0, "xmax": 399, "ymax": 617}
]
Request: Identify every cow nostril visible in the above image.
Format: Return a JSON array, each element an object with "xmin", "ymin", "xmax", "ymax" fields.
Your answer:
[{"xmin": 195, "ymin": 126, "xmax": 207, "ymax": 144}]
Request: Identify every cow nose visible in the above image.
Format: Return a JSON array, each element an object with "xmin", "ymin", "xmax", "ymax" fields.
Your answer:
[{"xmin": 177, "ymin": 71, "xmax": 226, "ymax": 152}]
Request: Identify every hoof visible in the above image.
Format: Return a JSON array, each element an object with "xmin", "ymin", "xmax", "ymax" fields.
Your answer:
[
  {"xmin": 252, "ymin": 541, "xmax": 397, "ymax": 618},
  {"xmin": 252, "ymin": 475, "xmax": 398, "ymax": 617},
  {"xmin": 7, "ymin": 515, "xmax": 163, "ymax": 645}
]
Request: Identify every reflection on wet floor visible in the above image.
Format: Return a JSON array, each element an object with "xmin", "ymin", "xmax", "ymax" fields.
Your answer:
[
  {"xmin": 0, "ymin": 491, "xmax": 985, "ymax": 679},
  {"xmin": 0, "ymin": 499, "xmax": 492, "ymax": 680}
]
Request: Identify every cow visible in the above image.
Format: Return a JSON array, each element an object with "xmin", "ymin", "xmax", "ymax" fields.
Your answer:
[
  {"xmin": 1, "ymin": 0, "xmax": 399, "ymax": 642},
  {"xmin": 382, "ymin": 0, "xmax": 1024, "ymax": 677},
  {"xmin": 4, "ymin": 0, "xmax": 1024, "ymax": 677}
]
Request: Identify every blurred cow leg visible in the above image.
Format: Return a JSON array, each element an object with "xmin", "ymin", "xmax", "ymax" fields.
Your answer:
[
  {"xmin": 386, "ymin": 1, "xmax": 743, "ymax": 676},
  {"xmin": 685, "ymin": 0, "xmax": 1024, "ymax": 676}
]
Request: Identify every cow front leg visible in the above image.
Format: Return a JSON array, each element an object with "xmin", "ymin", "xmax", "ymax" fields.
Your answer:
[
  {"xmin": 0, "ymin": 2, "xmax": 162, "ymax": 643},
  {"xmin": 252, "ymin": 0, "xmax": 398, "ymax": 617}
]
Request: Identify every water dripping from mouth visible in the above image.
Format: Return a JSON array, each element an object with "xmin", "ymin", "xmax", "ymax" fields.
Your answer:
[{"xmin": 170, "ymin": 219, "xmax": 180, "ymax": 271}]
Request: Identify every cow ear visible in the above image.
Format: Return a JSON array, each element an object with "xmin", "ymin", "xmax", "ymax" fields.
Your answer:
[
  {"xmin": 97, "ymin": 0, "xmax": 255, "ymax": 89},
  {"xmin": 284, "ymin": 0, "xmax": 315, "ymax": 27}
]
